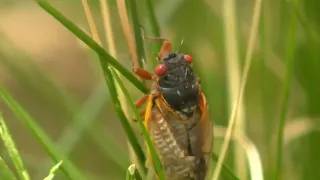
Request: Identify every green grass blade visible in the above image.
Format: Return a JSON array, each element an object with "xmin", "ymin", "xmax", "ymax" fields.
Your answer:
[
  {"xmin": 126, "ymin": 0, "xmax": 145, "ymax": 68},
  {"xmin": 144, "ymin": 0, "xmax": 161, "ymax": 38},
  {"xmin": 0, "ymin": 87, "xmax": 86, "ymax": 180},
  {"xmin": 43, "ymin": 160, "xmax": 63, "ymax": 180},
  {"xmin": 0, "ymin": 113, "xmax": 30, "ymax": 180},
  {"xmin": 99, "ymin": 59, "xmax": 147, "ymax": 174},
  {"xmin": 0, "ymin": 156, "xmax": 17, "ymax": 180},
  {"xmin": 126, "ymin": 164, "xmax": 135, "ymax": 180},
  {"xmin": 274, "ymin": 1, "xmax": 298, "ymax": 179},
  {"xmin": 110, "ymin": 68, "xmax": 165, "ymax": 180},
  {"xmin": 126, "ymin": 164, "xmax": 142, "ymax": 180},
  {"xmin": 211, "ymin": 153, "xmax": 240, "ymax": 180},
  {"xmin": 34, "ymin": 0, "xmax": 148, "ymax": 94},
  {"xmin": 143, "ymin": 0, "xmax": 162, "ymax": 68}
]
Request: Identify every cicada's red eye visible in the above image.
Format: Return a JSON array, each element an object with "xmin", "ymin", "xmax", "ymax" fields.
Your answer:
[
  {"xmin": 154, "ymin": 64, "xmax": 167, "ymax": 76},
  {"xmin": 184, "ymin": 55, "xmax": 192, "ymax": 63}
]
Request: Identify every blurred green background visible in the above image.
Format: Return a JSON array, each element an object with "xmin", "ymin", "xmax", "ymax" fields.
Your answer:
[{"xmin": 0, "ymin": 0, "xmax": 319, "ymax": 180}]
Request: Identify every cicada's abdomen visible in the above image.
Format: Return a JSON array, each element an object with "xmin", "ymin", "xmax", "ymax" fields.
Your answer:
[{"xmin": 147, "ymin": 103, "xmax": 208, "ymax": 180}]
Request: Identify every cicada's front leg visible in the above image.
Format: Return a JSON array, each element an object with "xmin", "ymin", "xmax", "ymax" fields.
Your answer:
[
  {"xmin": 131, "ymin": 95, "xmax": 149, "ymax": 122},
  {"xmin": 133, "ymin": 68, "xmax": 153, "ymax": 80}
]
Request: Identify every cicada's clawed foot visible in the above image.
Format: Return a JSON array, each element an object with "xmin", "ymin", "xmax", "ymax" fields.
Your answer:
[{"xmin": 132, "ymin": 110, "xmax": 146, "ymax": 122}]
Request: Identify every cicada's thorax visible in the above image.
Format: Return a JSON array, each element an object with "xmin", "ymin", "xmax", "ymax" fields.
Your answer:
[
  {"xmin": 157, "ymin": 52, "xmax": 200, "ymax": 119},
  {"xmin": 147, "ymin": 53, "xmax": 207, "ymax": 180}
]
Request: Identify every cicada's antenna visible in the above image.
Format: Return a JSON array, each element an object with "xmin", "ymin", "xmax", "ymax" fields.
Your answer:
[{"xmin": 177, "ymin": 37, "xmax": 185, "ymax": 53}]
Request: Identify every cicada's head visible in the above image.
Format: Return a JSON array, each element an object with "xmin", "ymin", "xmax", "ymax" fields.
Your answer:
[{"xmin": 154, "ymin": 41, "xmax": 200, "ymax": 117}]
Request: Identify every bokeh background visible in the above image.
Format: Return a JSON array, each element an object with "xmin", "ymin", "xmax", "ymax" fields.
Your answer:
[{"xmin": 0, "ymin": 0, "xmax": 319, "ymax": 180}]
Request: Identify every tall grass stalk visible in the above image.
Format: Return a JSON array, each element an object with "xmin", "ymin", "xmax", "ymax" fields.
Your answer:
[
  {"xmin": 220, "ymin": 0, "xmax": 247, "ymax": 178},
  {"xmin": 114, "ymin": 0, "xmax": 147, "ymax": 173},
  {"xmin": 111, "ymin": 68, "xmax": 165, "ymax": 180},
  {"xmin": 99, "ymin": 0, "xmax": 145, "ymax": 176},
  {"xmin": 80, "ymin": 0, "xmax": 147, "ymax": 174},
  {"xmin": 212, "ymin": 0, "xmax": 262, "ymax": 179},
  {"xmin": 116, "ymin": 0, "xmax": 140, "ymax": 69},
  {"xmin": 125, "ymin": 0, "xmax": 145, "ymax": 68},
  {"xmin": 0, "ymin": 113, "xmax": 30, "ymax": 180},
  {"xmin": 43, "ymin": 160, "xmax": 63, "ymax": 180},
  {"xmin": 274, "ymin": 1, "xmax": 298, "ymax": 179}
]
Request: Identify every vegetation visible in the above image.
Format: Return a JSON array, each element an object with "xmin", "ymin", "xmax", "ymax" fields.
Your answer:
[{"xmin": 0, "ymin": 0, "xmax": 319, "ymax": 179}]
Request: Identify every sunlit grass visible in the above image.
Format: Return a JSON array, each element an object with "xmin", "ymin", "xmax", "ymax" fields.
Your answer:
[{"xmin": 0, "ymin": 113, "xmax": 29, "ymax": 180}]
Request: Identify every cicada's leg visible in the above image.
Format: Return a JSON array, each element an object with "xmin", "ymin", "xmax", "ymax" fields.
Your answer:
[
  {"xmin": 135, "ymin": 95, "xmax": 149, "ymax": 108},
  {"xmin": 140, "ymin": 28, "xmax": 172, "ymax": 60},
  {"xmin": 140, "ymin": 25, "xmax": 168, "ymax": 43},
  {"xmin": 131, "ymin": 95, "xmax": 148, "ymax": 122},
  {"xmin": 132, "ymin": 109, "xmax": 146, "ymax": 122},
  {"xmin": 157, "ymin": 41, "xmax": 172, "ymax": 60},
  {"xmin": 144, "ymin": 36, "xmax": 168, "ymax": 42},
  {"xmin": 133, "ymin": 68, "xmax": 153, "ymax": 80}
]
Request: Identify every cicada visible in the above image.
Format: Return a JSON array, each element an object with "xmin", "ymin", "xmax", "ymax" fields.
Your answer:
[{"xmin": 133, "ymin": 38, "xmax": 213, "ymax": 180}]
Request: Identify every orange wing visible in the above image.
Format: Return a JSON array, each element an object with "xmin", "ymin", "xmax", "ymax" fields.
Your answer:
[{"xmin": 199, "ymin": 92, "xmax": 214, "ymax": 167}]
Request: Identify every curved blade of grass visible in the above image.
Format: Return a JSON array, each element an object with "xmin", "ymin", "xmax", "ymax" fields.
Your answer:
[
  {"xmin": 0, "ymin": 87, "xmax": 86, "ymax": 180},
  {"xmin": 110, "ymin": 68, "xmax": 165, "ymax": 180},
  {"xmin": 0, "ymin": 113, "xmax": 30, "ymax": 180},
  {"xmin": 126, "ymin": 164, "xmax": 142, "ymax": 180},
  {"xmin": 34, "ymin": 0, "xmax": 148, "ymax": 94},
  {"xmin": 211, "ymin": 153, "xmax": 240, "ymax": 180},
  {"xmin": 99, "ymin": 59, "xmax": 147, "ymax": 174},
  {"xmin": 43, "ymin": 160, "xmax": 63, "ymax": 180},
  {"xmin": 0, "ymin": 156, "xmax": 17, "ymax": 180},
  {"xmin": 274, "ymin": 1, "xmax": 298, "ymax": 179},
  {"xmin": 126, "ymin": 164, "xmax": 135, "ymax": 180},
  {"xmin": 125, "ymin": 0, "xmax": 144, "ymax": 68}
]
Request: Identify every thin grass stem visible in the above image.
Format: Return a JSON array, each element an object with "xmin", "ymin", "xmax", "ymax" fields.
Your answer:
[
  {"xmin": 274, "ymin": 1, "xmax": 298, "ymax": 179},
  {"xmin": 110, "ymin": 68, "xmax": 165, "ymax": 180},
  {"xmin": 0, "ymin": 87, "xmax": 86, "ymax": 180},
  {"xmin": 0, "ymin": 114, "xmax": 30, "ymax": 180},
  {"xmin": 0, "ymin": 156, "xmax": 17, "ymax": 180},
  {"xmin": 212, "ymin": 0, "xmax": 262, "ymax": 179}
]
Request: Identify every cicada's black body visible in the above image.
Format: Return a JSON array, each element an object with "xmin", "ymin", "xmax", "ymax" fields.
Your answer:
[
  {"xmin": 132, "ymin": 39, "xmax": 213, "ymax": 180},
  {"xmin": 157, "ymin": 52, "xmax": 200, "ymax": 118},
  {"xmin": 145, "ymin": 52, "xmax": 213, "ymax": 180}
]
